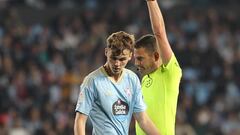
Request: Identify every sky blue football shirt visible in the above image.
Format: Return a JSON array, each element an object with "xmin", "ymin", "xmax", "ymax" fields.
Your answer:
[{"xmin": 75, "ymin": 66, "xmax": 146, "ymax": 135}]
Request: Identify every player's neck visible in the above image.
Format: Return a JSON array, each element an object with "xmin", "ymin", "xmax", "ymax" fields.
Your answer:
[{"xmin": 103, "ymin": 64, "xmax": 122, "ymax": 81}]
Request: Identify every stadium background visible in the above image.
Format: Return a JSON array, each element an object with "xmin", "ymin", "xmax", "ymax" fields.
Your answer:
[{"xmin": 0, "ymin": 0, "xmax": 240, "ymax": 134}]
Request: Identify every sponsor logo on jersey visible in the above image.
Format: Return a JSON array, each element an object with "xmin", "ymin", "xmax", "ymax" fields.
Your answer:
[
  {"xmin": 105, "ymin": 90, "xmax": 113, "ymax": 96},
  {"xmin": 112, "ymin": 99, "xmax": 129, "ymax": 115}
]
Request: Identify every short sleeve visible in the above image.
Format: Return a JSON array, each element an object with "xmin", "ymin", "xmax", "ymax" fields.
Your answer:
[
  {"xmin": 162, "ymin": 55, "xmax": 181, "ymax": 70},
  {"xmin": 133, "ymin": 77, "xmax": 146, "ymax": 113},
  {"xmin": 75, "ymin": 79, "xmax": 95, "ymax": 115}
]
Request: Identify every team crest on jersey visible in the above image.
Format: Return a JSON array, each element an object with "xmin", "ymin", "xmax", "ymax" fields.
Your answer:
[
  {"xmin": 112, "ymin": 99, "xmax": 129, "ymax": 115},
  {"xmin": 124, "ymin": 87, "xmax": 131, "ymax": 97},
  {"xmin": 142, "ymin": 76, "xmax": 153, "ymax": 88}
]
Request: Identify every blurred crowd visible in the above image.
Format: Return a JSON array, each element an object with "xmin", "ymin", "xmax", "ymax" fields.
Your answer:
[{"xmin": 0, "ymin": 0, "xmax": 240, "ymax": 135}]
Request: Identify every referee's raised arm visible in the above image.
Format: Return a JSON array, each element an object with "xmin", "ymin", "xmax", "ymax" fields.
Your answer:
[{"xmin": 146, "ymin": 0, "xmax": 173, "ymax": 65}]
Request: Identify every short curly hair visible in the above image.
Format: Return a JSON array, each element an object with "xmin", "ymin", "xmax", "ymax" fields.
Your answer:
[
  {"xmin": 106, "ymin": 31, "xmax": 135, "ymax": 55},
  {"xmin": 134, "ymin": 34, "xmax": 158, "ymax": 54}
]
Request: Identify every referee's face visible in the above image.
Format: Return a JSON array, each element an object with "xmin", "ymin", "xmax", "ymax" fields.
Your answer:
[{"xmin": 134, "ymin": 47, "xmax": 157, "ymax": 76}]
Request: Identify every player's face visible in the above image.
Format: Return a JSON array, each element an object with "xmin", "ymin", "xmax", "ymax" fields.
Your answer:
[
  {"xmin": 134, "ymin": 47, "xmax": 156, "ymax": 76},
  {"xmin": 105, "ymin": 48, "xmax": 132, "ymax": 75}
]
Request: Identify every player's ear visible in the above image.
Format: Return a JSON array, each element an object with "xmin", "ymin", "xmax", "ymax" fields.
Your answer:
[{"xmin": 105, "ymin": 48, "xmax": 108, "ymax": 56}]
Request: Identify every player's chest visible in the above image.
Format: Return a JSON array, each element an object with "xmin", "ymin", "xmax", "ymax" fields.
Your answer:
[{"xmin": 95, "ymin": 81, "xmax": 133, "ymax": 112}]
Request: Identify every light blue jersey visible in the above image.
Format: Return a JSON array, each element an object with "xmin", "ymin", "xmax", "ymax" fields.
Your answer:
[{"xmin": 75, "ymin": 66, "xmax": 146, "ymax": 135}]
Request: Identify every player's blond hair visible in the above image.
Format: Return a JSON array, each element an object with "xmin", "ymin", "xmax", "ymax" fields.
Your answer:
[{"xmin": 107, "ymin": 31, "xmax": 135, "ymax": 55}]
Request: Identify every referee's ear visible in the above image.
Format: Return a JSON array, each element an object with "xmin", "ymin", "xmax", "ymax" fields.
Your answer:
[{"xmin": 154, "ymin": 51, "xmax": 160, "ymax": 61}]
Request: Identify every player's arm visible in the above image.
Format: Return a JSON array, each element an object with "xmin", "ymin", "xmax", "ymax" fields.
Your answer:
[
  {"xmin": 133, "ymin": 111, "xmax": 161, "ymax": 135},
  {"xmin": 147, "ymin": 0, "xmax": 172, "ymax": 65},
  {"xmin": 74, "ymin": 112, "xmax": 88, "ymax": 135}
]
